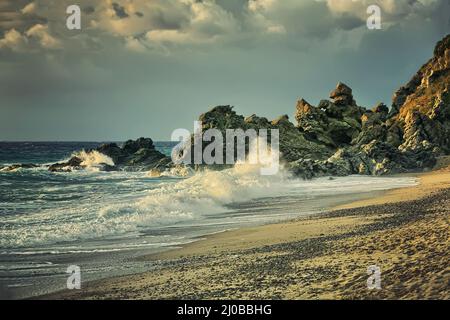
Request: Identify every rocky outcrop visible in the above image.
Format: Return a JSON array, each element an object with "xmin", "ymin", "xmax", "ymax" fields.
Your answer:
[
  {"xmin": 186, "ymin": 35, "xmax": 449, "ymax": 178},
  {"xmin": 185, "ymin": 105, "xmax": 333, "ymax": 169},
  {"xmin": 40, "ymin": 34, "xmax": 449, "ymax": 178},
  {"xmin": 391, "ymin": 34, "xmax": 450, "ymax": 155},
  {"xmin": 317, "ymin": 34, "xmax": 450, "ymax": 178},
  {"xmin": 48, "ymin": 137, "xmax": 172, "ymax": 172},
  {"xmin": 295, "ymin": 83, "xmax": 365, "ymax": 148}
]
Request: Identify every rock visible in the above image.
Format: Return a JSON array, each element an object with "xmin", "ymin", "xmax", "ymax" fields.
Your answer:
[
  {"xmin": 45, "ymin": 34, "xmax": 450, "ymax": 178},
  {"xmin": 352, "ymin": 110, "xmax": 386, "ymax": 146},
  {"xmin": 0, "ymin": 163, "xmax": 39, "ymax": 172},
  {"xmin": 372, "ymin": 103, "xmax": 389, "ymax": 122},
  {"xmin": 245, "ymin": 114, "xmax": 271, "ymax": 127},
  {"xmin": 48, "ymin": 138, "xmax": 172, "ymax": 173},
  {"xmin": 295, "ymin": 99, "xmax": 334, "ymax": 147},
  {"xmin": 188, "ymin": 104, "xmax": 333, "ymax": 167},
  {"xmin": 190, "ymin": 35, "xmax": 450, "ymax": 177},
  {"xmin": 199, "ymin": 105, "xmax": 246, "ymax": 130},
  {"xmin": 96, "ymin": 143, "xmax": 124, "ymax": 163},
  {"xmin": 385, "ymin": 122, "xmax": 403, "ymax": 148},
  {"xmin": 391, "ymin": 34, "xmax": 450, "ymax": 157},
  {"xmin": 122, "ymin": 137, "xmax": 154, "ymax": 154},
  {"xmin": 48, "ymin": 157, "xmax": 83, "ymax": 172},
  {"xmin": 295, "ymin": 96, "xmax": 361, "ymax": 148},
  {"xmin": 318, "ymin": 99, "xmax": 342, "ymax": 119},
  {"xmin": 273, "ymin": 114, "xmax": 332, "ymax": 162},
  {"xmin": 330, "ymin": 82, "xmax": 356, "ymax": 106}
]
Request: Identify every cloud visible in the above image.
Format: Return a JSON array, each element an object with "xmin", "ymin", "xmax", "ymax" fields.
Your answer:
[
  {"xmin": 0, "ymin": 0, "xmax": 46, "ymax": 32},
  {"xmin": 326, "ymin": 0, "xmax": 443, "ymax": 23},
  {"xmin": 102, "ymin": 0, "xmax": 242, "ymax": 52},
  {"xmin": 0, "ymin": 29, "xmax": 28, "ymax": 52},
  {"xmin": 245, "ymin": 0, "xmax": 367, "ymax": 38},
  {"xmin": 1, "ymin": 0, "xmax": 447, "ymax": 55},
  {"xmin": 21, "ymin": 2, "xmax": 37, "ymax": 15},
  {"xmin": 112, "ymin": 2, "xmax": 129, "ymax": 19},
  {"xmin": 125, "ymin": 35, "xmax": 146, "ymax": 52},
  {"xmin": 25, "ymin": 24, "xmax": 61, "ymax": 49}
]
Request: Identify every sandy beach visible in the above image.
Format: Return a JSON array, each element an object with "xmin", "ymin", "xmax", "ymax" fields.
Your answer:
[{"xmin": 42, "ymin": 163, "xmax": 450, "ymax": 300}]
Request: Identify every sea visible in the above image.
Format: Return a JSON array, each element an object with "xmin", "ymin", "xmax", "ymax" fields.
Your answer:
[{"xmin": 0, "ymin": 141, "xmax": 418, "ymax": 299}]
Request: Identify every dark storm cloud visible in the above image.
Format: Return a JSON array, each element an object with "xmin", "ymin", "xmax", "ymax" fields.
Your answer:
[
  {"xmin": 83, "ymin": 6, "xmax": 95, "ymax": 15},
  {"xmin": 334, "ymin": 14, "xmax": 365, "ymax": 31},
  {"xmin": 147, "ymin": 8, "xmax": 189, "ymax": 30},
  {"xmin": 112, "ymin": 2, "xmax": 129, "ymax": 19}
]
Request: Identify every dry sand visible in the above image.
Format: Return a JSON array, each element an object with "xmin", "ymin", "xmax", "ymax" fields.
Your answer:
[{"xmin": 42, "ymin": 166, "xmax": 450, "ymax": 300}]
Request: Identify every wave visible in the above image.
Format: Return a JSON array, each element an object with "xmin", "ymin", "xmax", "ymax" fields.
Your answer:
[
  {"xmin": 73, "ymin": 150, "xmax": 115, "ymax": 171},
  {"xmin": 0, "ymin": 148, "xmax": 418, "ymax": 249},
  {"xmin": 0, "ymin": 149, "xmax": 114, "ymax": 174}
]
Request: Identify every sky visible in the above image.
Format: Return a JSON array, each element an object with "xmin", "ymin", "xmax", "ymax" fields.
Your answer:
[{"xmin": 0, "ymin": 0, "xmax": 449, "ymax": 141}]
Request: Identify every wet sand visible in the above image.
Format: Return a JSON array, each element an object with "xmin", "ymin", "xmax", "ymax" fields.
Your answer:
[{"xmin": 42, "ymin": 167, "xmax": 450, "ymax": 300}]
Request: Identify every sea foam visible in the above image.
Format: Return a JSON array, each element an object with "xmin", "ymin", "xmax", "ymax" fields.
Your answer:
[{"xmin": 0, "ymin": 150, "xmax": 418, "ymax": 249}]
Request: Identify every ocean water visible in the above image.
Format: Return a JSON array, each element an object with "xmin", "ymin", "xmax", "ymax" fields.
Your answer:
[{"xmin": 0, "ymin": 142, "xmax": 418, "ymax": 299}]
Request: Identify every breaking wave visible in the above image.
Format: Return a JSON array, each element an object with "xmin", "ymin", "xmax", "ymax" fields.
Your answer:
[
  {"xmin": 73, "ymin": 150, "xmax": 115, "ymax": 171},
  {"xmin": 0, "ymin": 145, "xmax": 418, "ymax": 249}
]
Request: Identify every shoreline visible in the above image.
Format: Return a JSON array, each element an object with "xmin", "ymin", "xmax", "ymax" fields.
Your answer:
[
  {"xmin": 134, "ymin": 168, "xmax": 449, "ymax": 262},
  {"xmin": 41, "ymin": 167, "xmax": 449, "ymax": 300}
]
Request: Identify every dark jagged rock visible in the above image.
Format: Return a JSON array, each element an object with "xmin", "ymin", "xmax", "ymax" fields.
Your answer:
[
  {"xmin": 188, "ymin": 105, "xmax": 333, "ymax": 167},
  {"xmin": 96, "ymin": 143, "xmax": 123, "ymax": 163},
  {"xmin": 320, "ymin": 34, "xmax": 450, "ymax": 177},
  {"xmin": 48, "ymin": 138, "xmax": 171, "ymax": 173},
  {"xmin": 295, "ymin": 96, "xmax": 362, "ymax": 148},
  {"xmin": 330, "ymin": 82, "xmax": 356, "ymax": 106},
  {"xmin": 372, "ymin": 102, "xmax": 389, "ymax": 123},
  {"xmin": 193, "ymin": 32, "xmax": 448, "ymax": 178},
  {"xmin": 295, "ymin": 98, "xmax": 335, "ymax": 147},
  {"xmin": 48, "ymin": 157, "xmax": 83, "ymax": 172},
  {"xmin": 0, "ymin": 163, "xmax": 39, "ymax": 172},
  {"xmin": 122, "ymin": 137, "xmax": 154, "ymax": 154},
  {"xmin": 391, "ymin": 34, "xmax": 450, "ymax": 154}
]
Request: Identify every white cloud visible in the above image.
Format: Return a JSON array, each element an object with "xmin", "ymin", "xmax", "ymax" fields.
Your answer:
[
  {"xmin": 326, "ymin": 0, "xmax": 437, "ymax": 20},
  {"xmin": 267, "ymin": 24, "xmax": 286, "ymax": 34},
  {"xmin": 125, "ymin": 36, "xmax": 146, "ymax": 52},
  {"xmin": 21, "ymin": 2, "xmax": 36, "ymax": 15},
  {"xmin": 26, "ymin": 24, "xmax": 61, "ymax": 49},
  {"xmin": 0, "ymin": 28, "xmax": 28, "ymax": 52},
  {"xmin": 0, "ymin": 0, "xmax": 448, "ymax": 55},
  {"xmin": 100, "ymin": 0, "xmax": 242, "ymax": 52}
]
